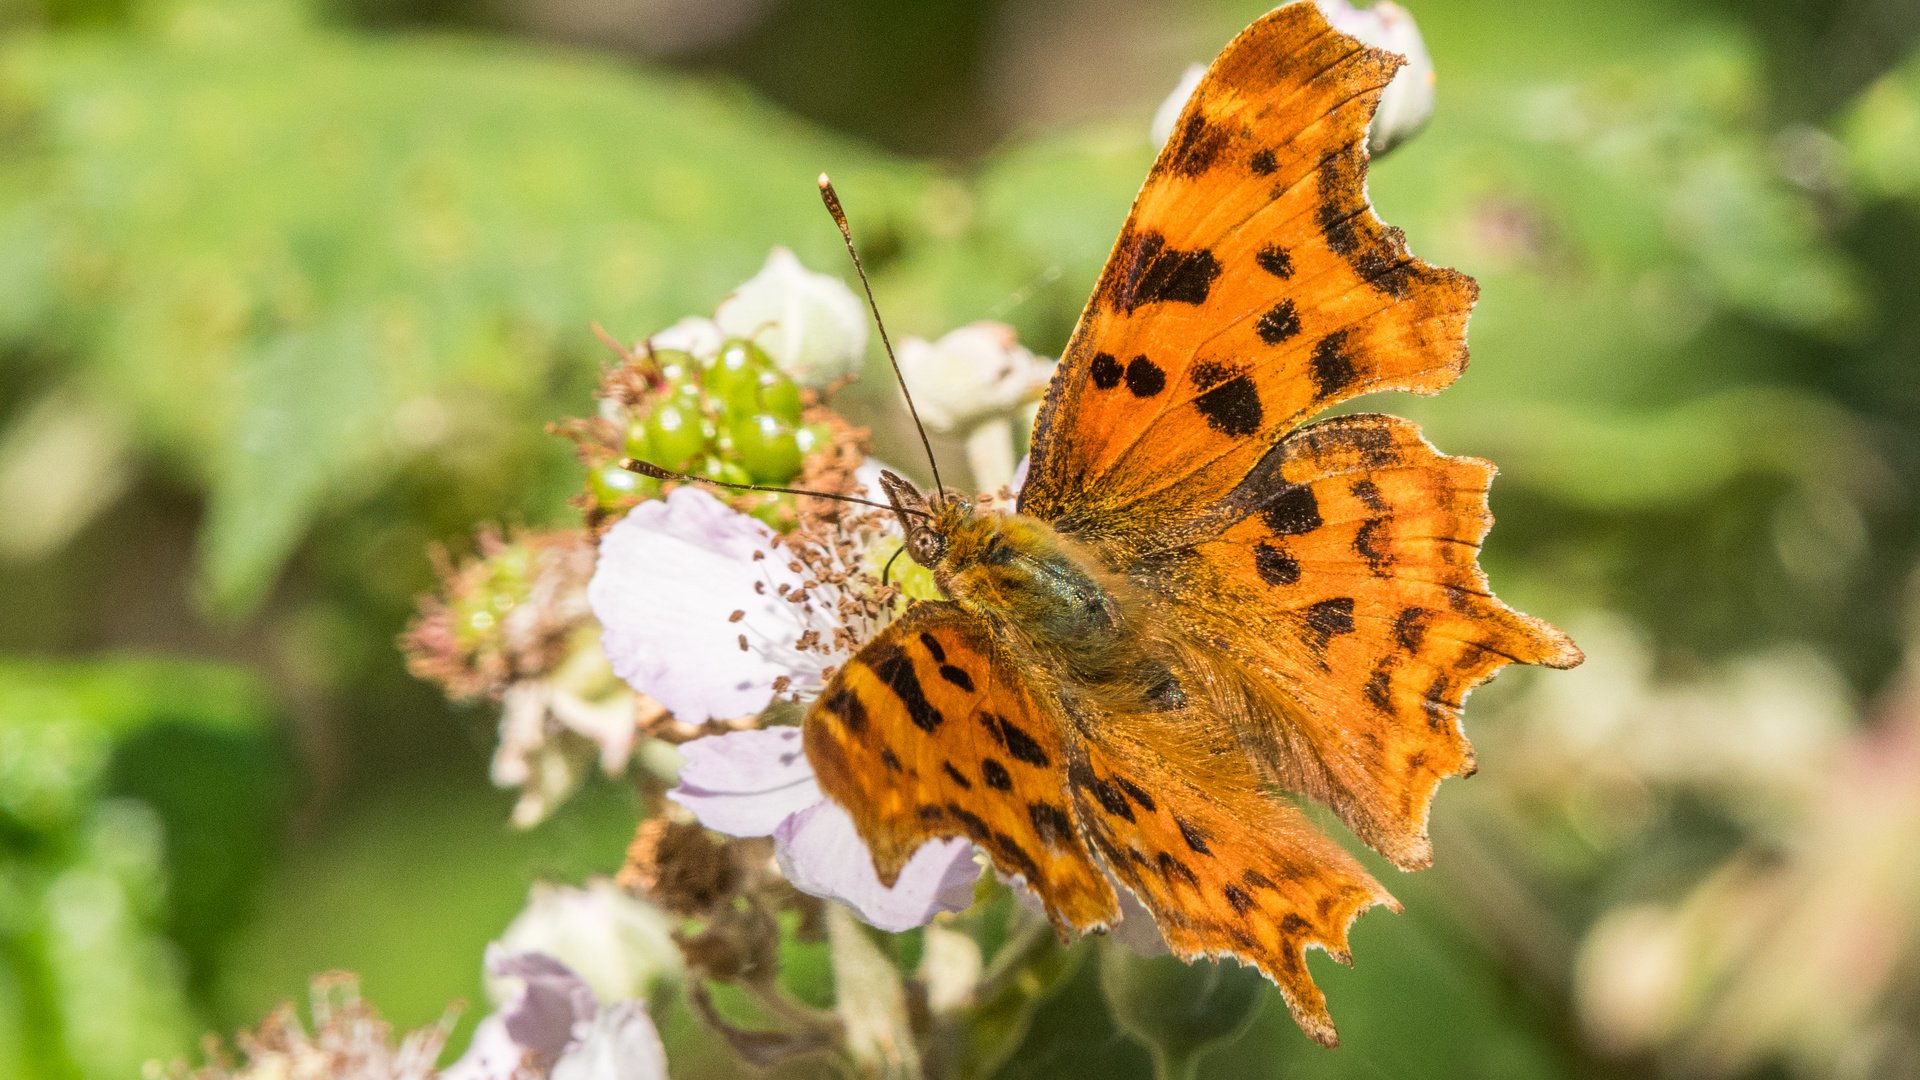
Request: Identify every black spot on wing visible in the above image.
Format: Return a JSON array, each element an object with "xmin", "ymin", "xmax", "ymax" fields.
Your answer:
[
  {"xmin": 1194, "ymin": 374, "xmax": 1263, "ymax": 437},
  {"xmin": 1177, "ymin": 817, "xmax": 1213, "ymax": 855},
  {"xmin": 1310, "ymin": 330, "xmax": 1358, "ymax": 398},
  {"xmin": 984, "ymin": 712, "xmax": 1050, "ymax": 768},
  {"xmin": 1262, "ymin": 485, "xmax": 1322, "ymax": 537},
  {"xmin": 1123, "ymin": 355, "xmax": 1165, "ymax": 397},
  {"xmin": 822, "ymin": 687, "xmax": 867, "ymax": 735},
  {"xmin": 1254, "ymin": 541, "xmax": 1300, "ymax": 586},
  {"xmin": 939, "ymin": 664, "xmax": 976, "ymax": 693},
  {"xmin": 981, "ymin": 758, "xmax": 1013, "ymax": 791},
  {"xmin": 1249, "ymin": 148, "xmax": 1277, "ymax": 175},
  {"xmin": 1395, "ymin": 607, "xmax": 1431, "ymax": 652},
  {"xmin": 880, "ymin": 747, "xmax": 903, "ymax": 772},
  {"xmin": 1105, "ymin": 229, "xmax": 1221, "ymax": 312},
  {"xmin": 1223, "ymin": 884, "xmax": 1255, "ymax": 915},
  {"xmin": 941, "ymin": 761, "xmax": 973, "ymax": 789},
  {"xmin": 1113, "ymin": 775, "xmax": 1157, "ymax": 814},
  {"xmin": 1256, "ymin": 244, "xmax": 1294, "ymax": 279},
  {"xmin": 1029, "ymin": 801, "xmax": 1075, "ymax": 847},
  {"xmin": 1090, "ymin": 351, "xmax": 1123, "ymax": 389},
  {"xmin": 1168, "ymin": 111, "xmax": 1232, "ymax": 177},
  {"xmin": 1353, "ymin": 517, "xmax": 1392, "ymax": 573},
  {"xmin": 1303, "ymin": 598, "xmax": 1357, "ymax": 650},
  {"xmin": 1242, "ymin": 869, "xmax": 1276, "ymax": 891},
  {"xmin": 1256, "ymin": 300, "xmax": 1301, "ymax": 344},
  {"xmin": 1083, "ymin": 775, "xmax": 1135, "ymax": 822},
  {"xmin": 870, "ymin": 643, "xmax": 943, "ymax": 733},
  {"xmin": 1365, "ymin": 658, "xmax": 1394, "ymax": 712},
  {"xmin": 1350, "ymin": 478, "xmax": 1385, "ymax": 511},
  {"xmin": 917, "ymin": 632, "xmax": 946, "ymax": 664}
]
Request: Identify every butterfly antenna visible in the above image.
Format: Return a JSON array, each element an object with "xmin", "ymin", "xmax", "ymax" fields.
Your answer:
[
  {"xmin": 881, "ymin": 544, "xmax": 907, "ymax": 587},
  {"xmin": 817, "ymin": 174, "xmax": 946, "ymax": 503},
  {"xmin": 621, "ymin": 458, "xmax": 929, "ymax": 520}
]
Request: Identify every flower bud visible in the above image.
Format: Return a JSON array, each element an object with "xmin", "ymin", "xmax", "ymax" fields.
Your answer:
[{"xmin": 714, "ymin": 248, "xmax": 868, "ymax": 388}]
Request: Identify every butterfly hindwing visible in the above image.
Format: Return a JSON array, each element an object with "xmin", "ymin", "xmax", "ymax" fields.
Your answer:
[
  {"xmin": 803, "ymin": 601, "xmax": 1122, "ymax": 932},
  {"xmin": 1067, "ymin": 716, "xmax": 1393, "ymax": 1047},
  {"xmin": 1021, "ymin": 1, "xmax": 1474, "ymax": 540},
  {"xmin": 1150, "ymin": 414, "xmax": 1582, "ymax": 868}
]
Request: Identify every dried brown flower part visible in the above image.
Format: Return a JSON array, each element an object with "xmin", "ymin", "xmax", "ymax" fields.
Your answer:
[
  {"xmin": 619, "ymin": 818, "xmax": 744, "ymax": 918},
  {"xmin": 401, "ymin": 528, "xmax": 598, "ymax": 701},
  {"xmin": 146, "ymin": 973, "xmax": 454, "ymax": 1080}
]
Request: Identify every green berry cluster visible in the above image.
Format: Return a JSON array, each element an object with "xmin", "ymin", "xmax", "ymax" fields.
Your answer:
[{"xmin": 589, "ymin": 339, "xmax": 832, "ymax": 528}]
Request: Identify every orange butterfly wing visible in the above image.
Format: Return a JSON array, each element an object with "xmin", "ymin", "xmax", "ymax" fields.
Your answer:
[
  {"xmin": 1021, "ymin": 1, "xmax": 1472, "ymax": 539},
  {"xmin": 1153, "ymin": 414, "xmax": 1582, "ymax": 869},
  {"xmin": 803, "ymin": 601, "xmax": 1121, "ymax": 932},
  {"xmin": 1067, "ymin": 712, "xmax": 1394, "ymax": 1046}
]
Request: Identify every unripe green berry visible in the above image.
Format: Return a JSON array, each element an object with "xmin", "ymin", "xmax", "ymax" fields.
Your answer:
[
  {"xmin": 730, "ymin": 414, "xmax": 803, "ymax": 483},
  {"xmin": 650, "ymin": 348, "xmax": 697, "ymax": 386},
  {"xmin": 589, "ymin": 461, "xmax": 648, "ymax": 507},
  {"xmin": 644, "ymin": 400, "xmax": 707, "ymax": 470},
  {"xmin": 755, "ymin": 369, "xmax": 804, "ymax": 426},
  {"xmin": 706, "ymin": 338, "xmax": 772, "ymax": 410}
]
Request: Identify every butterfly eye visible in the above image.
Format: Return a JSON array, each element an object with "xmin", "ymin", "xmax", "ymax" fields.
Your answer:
[{"xmin": 908, "ymin": 529, "xmax": 947, "ymax": 566}]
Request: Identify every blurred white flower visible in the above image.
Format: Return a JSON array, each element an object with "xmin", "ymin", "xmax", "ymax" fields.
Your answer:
[
  {"xmin": 1317, "ymin": 0, "xmax": 1435, "ymax": 155},
  {"xmin": 714, "ymin": 248, "xmax": 867, "ymax": 387},
  {"xmin": 446, "ymin": 949, "xmax": 668, "ymax": 1080},
  {"xmin": 493, "ymin": 880, "xmax": 682, "ymax": 1006},
  {"xmin": 670, "ymin": 727, "xmax": 980, "ymax": 932},
  {"xmin": 646, "ymin": 316, "xmax": 723, "ymax": 359},
  {"xmin": 1150, "ymin": 63, "xmax": 1207, "ymax": 150},
  {"xmin": 897, "ymin": 323, "xmax": 1052, "ymax": 490},
  {"xmin": 897, "ymin": 322, "xmax": 1052, "ymax": 434}
]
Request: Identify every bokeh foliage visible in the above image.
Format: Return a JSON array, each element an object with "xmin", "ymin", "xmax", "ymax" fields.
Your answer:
[{"xmin": 2, "ymin": 0, "xmax": 1919, "ymax": 1076}]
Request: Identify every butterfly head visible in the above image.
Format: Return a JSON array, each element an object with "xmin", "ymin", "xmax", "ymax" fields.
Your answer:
[{"xmin": 877, "ymin": 468, "xmax": 972, "ymax": 569}]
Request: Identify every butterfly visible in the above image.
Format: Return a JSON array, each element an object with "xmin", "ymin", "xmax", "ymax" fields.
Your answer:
[{"xmin": 800, "ymin": 1, "xmax": 1583, "ymax": 1046}]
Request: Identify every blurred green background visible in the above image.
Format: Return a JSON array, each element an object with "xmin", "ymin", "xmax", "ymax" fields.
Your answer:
[{"xmin": 4, "ymin": 0, "xmax": 1920, "ymax": 1076}]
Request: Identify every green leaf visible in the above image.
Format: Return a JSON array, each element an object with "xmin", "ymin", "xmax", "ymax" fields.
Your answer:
[{"xmin": 0, "ymin": 18, "xmax": 930, "ymax": 615}]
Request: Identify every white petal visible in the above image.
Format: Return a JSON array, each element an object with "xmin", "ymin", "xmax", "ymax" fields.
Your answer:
[
  {"xmin": 714, "ymin": 248, "xmax": 868, "ymax": 388},
  {"xmin": 668, "ymin": 727, "xmax": 824, "ymax": 838},
  {"xmin": 550, "ymin": 1000, "xmax": 670, "ymax": 1080},
  {"xmin": 494, "ymin": 882, "xmax": 683, "ymax": 1006},
  {"xmin": 589, "ymin": 488, "xmax": 823, "ymax": 721},
  {"xmin": 775, "ymin": 801, "xmax": 979, "ymax": 932}
]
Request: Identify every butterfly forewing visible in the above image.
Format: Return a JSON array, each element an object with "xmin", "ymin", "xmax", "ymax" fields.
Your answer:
[
  {"xmin": 1021, "ymin": 1, "xmax": 1474, "ymax": 540},
  {"xmin": 803, "ymin": 601, "xmax": 1122, "ymax": 932}
]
